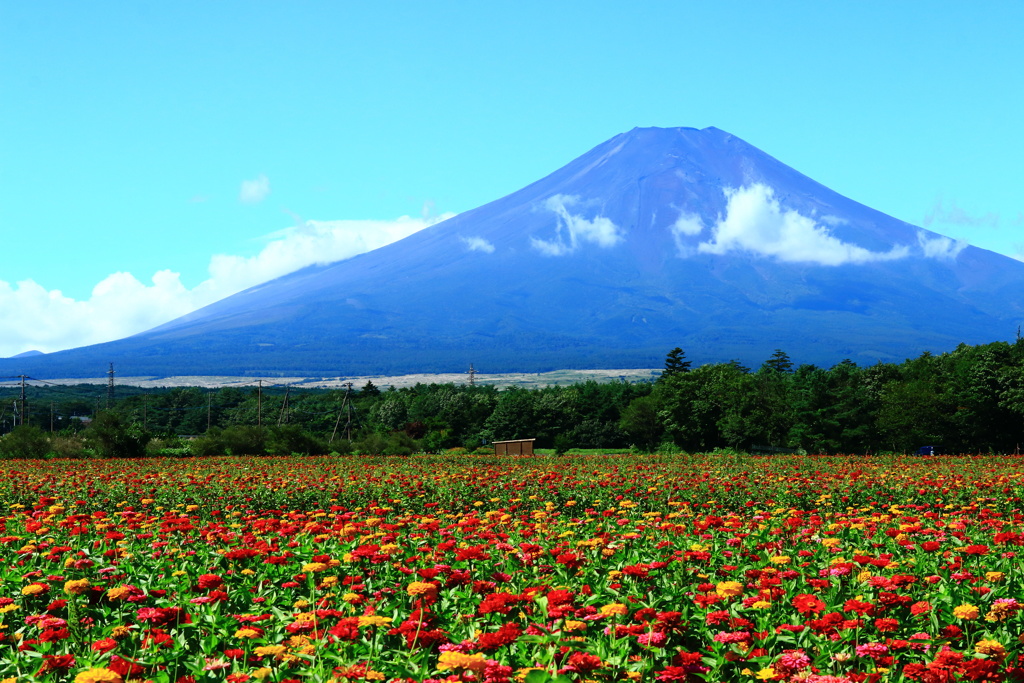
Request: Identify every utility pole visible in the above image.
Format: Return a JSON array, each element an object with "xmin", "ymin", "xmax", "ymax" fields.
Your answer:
[
  {"xmin": 277, "ymin": 385, "xmax": 290, "ymax": 426},
  {"xmin": 329, "ymin": 382, "xmax": 355, "ymax": 444},
  {"xmin": 344, "ymin": 382, "xmax": 354, "ymax": 441},
  {"xmin": 329, "ymin": 388, "xmax": 345, "ymax": 445},
  {"xmin": 106, "ymin": 363, "xmax": 115, "ymax": 410},
  {"xmin": 19, "ymin": 375, "xmax": 26, "ymax": 427},
  {"xmin": 257, "ymin": 380, "xmax": 262, "ymax": 427},
  {"xmin": 468, "ymin": 363, "xmax": 476, "ymax": 386}
]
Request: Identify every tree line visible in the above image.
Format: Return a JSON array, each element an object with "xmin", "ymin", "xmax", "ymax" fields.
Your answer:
[{"xmin": 2, "ymin": 338, "xmax": 1024, "ymax": 457}]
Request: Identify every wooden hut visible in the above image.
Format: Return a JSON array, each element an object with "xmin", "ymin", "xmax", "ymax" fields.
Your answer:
[{"xmin": 492, "ymin": 438, "xmax": 536, "ymax": 456}]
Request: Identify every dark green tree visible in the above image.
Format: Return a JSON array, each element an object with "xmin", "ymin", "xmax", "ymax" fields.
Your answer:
[
  {"xmin": 483, "ymin": 388, "xmax": 539, "ymax": 443},
  {"xmin": 84, "ymin": 412, "xmax": 150, "ymax": 458},
  {"xmin": 762, "ymin": 349, "xmax": 794, "ymax": 374},
  {"xmin": 661, "ymin": 347, "xmax": 692, "ymax": 379},
  {"xmin": 618, "ymin": 395, "xmax": 663, "ymax": 451},
  {"xmin": 657, "ymin": 363, "xmax": 749, "ymax": 451}
]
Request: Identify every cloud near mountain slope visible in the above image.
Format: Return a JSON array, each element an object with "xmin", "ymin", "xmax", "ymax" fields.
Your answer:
[
  {"xmin": 0, "ymin": 213, "xmax": 452, "ymax": 357},
  {"xmin": 693, "ymin": 184, "xmax": 910, "ymax": 265}
]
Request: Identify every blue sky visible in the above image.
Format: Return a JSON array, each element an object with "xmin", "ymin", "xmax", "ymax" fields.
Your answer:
[{"xmin": 1, "ymin": 2, "xmax": 1023, "ymax": 356}]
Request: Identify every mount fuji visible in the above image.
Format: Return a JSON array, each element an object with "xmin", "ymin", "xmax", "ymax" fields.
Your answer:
[{"xmin": 5, "ymin": 126, "xmax": 1024, "ymax": 378}]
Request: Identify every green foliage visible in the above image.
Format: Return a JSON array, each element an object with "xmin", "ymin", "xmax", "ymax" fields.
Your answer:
[
  {"xmin": 761, "ymin": 348, "xmax": 794, "ymax": 373},
  {"xmin": 618, "ymin": 395, "xmax": 663, "ymax": 451},
  {"xmin": 660, "ymin": 346, "xmax": 691, "ymax": 378},
  {"xmin": 48, "ymin": 434, "xmax": 86, "ymax": 459},
  {"xmin": 266, "ymin": 424, "xmax": 328, "ymax": 455},
  {"xmin": 84, "ymin": 412, "xmax": 150, "ymax": 458},
  {"xmin": 7, "ymin": 339, "xmax": 1024, "ymax": 458},
  {"xmin": 352, "ymin": 431, "xmax": 417, "ymax": 456},
  {"xmin": 206, "ymin": 425, "xmax": 267, "ymax": 456},
  {"xmin": 552, "ymin": 433, "xmax": 572, "ymax": 455},
  {"xmin": 146, "ymin": 436, "xmax": 194, "ymax": 457},
  {"xmin": 0, "ymin": 425, "xmax": 51, "ymax": 459}
]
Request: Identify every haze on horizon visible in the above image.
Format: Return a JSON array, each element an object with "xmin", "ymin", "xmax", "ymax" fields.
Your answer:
[{"xmin": 1, "ymin": 2, "xmax": 1022, "ymax": 358}]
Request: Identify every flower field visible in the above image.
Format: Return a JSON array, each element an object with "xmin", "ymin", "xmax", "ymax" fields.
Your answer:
[{"xmin": 2, "ymin": 454, "xmax": 1024, "ymax": 683}]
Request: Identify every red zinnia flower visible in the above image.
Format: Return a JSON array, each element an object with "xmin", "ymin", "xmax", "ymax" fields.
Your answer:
[
  {"xmin": 565, "ymin": 651, "xmax": 603, "ymax": 674},
  {"xmin": 93, "ymin": 638, "xmax": 118, "ymax": 653},
  {"xmin": 792, "ymin": 593, "xmax": 826, "ymax": 614},
  {"xmin": 198, "ymin": 574, "xmax": 224, "ymax": 590}
]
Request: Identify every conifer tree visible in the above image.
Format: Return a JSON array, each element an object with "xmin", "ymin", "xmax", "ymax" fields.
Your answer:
[{"xmin": 662, "ymin": 347, "xmax": 692, "ymax": 379}]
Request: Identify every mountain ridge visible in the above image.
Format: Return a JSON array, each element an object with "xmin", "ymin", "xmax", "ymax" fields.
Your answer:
[{"xmin": 2, "ymin": 126, "xmax": 1022, "ymax": 378}]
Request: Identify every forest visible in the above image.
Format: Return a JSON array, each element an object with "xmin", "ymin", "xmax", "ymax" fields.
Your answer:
[{"xmin": 2, "ymin": 338, "xmax": 1024, "ymax": 457}]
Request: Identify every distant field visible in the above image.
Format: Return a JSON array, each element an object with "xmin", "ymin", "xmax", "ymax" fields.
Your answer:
[{"xmin": 36, "ymin": 368, "xmax": 660, "ymax": 389}]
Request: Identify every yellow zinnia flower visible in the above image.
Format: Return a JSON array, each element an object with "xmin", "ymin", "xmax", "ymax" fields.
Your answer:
[
  {"xmin": 74, "ymin": 669, "xmax": 123, "ymax": 683},
  {"xmin": 437, "ymin": 651, "xmax": 488, "ymax": 674},
  {"xmin": 716, "ymin": 580, "xmax": 743, "ymax": 598},
  {"xmin": 599, "ymin": 603, "xmax": 628, "ymax": 617},
  {"xmin": 976, "ymin": 639, "xmax": 1006, "ymax": 659},
  {"xmin": 953, "ymin": 604, "xmax": 980, "ymax": 620},
  {"xmin": 407, "ymin": 581, "xmax": 437, "ymax": 597}
]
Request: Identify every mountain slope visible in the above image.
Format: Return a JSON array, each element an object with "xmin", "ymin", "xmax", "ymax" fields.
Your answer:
[{"xmin": 4, "ymin": 126, "xmax": 1023, "ymax": 378}]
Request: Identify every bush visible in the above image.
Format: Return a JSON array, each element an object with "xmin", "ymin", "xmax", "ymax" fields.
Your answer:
[
  {"xmin": 267, "ymin": 425, "xmax": 327, "ymax": 455},
  {"xmin": 190, "ymin": 428, "xmax": 224, "ymax": 457},
  {"xmin": 146, "ymin": 436, "xmax": 194, "ymax": 457},
  {"xmin": 220, "ymin": 426, "xmax": 268, "ymax": 456},
  {"xmin": 327, "ymin": 439, "xmax": 352, "ymax": 456},
  {"xmin": 0, "ymin": 426, "xmax": 51, "ymax": 459},
  {"xmin": 84, "ymin": 413, "xmax": 151, "ymax": 459},
  {"xmin": 49, "ymin": 435, "xmax": 86, "ymax": 459},
  {"xmin": 352, "ymin": 432, "xmax": 417, "ymax": 456},
  {"xmin": 194, "ymin": 425, "xmax": 331, "ymax": 456},
  {"xmin": 552, "ymin": 434, "xmax": 573, "ymax": 456},
  {"xmin": 192, "ymin": 426, "xmax": 268, "ymax": 456}
]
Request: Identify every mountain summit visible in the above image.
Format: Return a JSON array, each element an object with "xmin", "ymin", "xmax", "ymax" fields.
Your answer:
[{"xmin": 6, "ymin": 126, "xmax": 1024, "ymax": 377}]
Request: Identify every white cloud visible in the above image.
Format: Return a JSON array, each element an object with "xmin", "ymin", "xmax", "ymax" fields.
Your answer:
[
  {"xmin": 924, "ymin": 196, "xmax": 998, "ymax": 229},
  {"xmin": 0, "ymin": 212, "xmax": 454, "ymax": 358},
  {"xmin": 917, "ymin": 230, "xmax": 967, "ymax": 260},
  {"xmin": 672, "ymin": 211, "xmax": 704, "ymax": 237},
  {"xmin": 460, "ymin": 236, "xmax": 495, "ymax": 253},
  {"xmin": 530, "ymin": 194, "xmax": 622, "ymax": 256},
  {"xmin": 697, "ymin": 184, "xmax": 910, "ymax": 265},
  {"xmin": 670, "ymin": 210, "xmax": 704, "ymax": 256},
  {"xmin": 239, "ymin": 174, "xmax": 271, "ymax": 203},
  {"xmin": 530, "ymin": 237, "xmax": 570, "ymax": 257}
]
